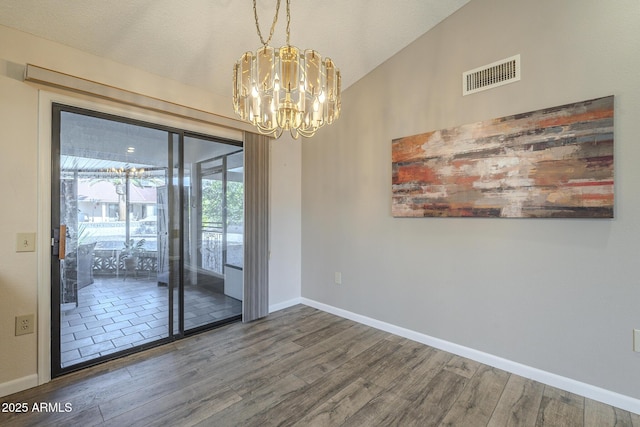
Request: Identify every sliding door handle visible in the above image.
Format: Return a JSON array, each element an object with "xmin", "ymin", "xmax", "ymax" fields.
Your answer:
[{"xmin": 52, "ymin": 225, "xmax": 66, "ymax": 259}]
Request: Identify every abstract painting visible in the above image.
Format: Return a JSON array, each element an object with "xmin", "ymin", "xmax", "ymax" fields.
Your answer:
[{"xmin": 392, "ymin": 96, "xmax": 614, "ymax": 218}]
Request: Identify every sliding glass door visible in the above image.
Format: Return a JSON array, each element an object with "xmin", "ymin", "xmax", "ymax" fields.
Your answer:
[
  {"xmin": 182, "ymin": 136, "xmax": 244, "ymax": 332},
  {"xmin": 51, "ymin": 104, "xmax": 243, "ymax": 376}
]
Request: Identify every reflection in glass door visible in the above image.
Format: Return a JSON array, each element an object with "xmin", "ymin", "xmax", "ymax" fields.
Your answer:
[
  {"xmin": 51, "ymin": 105, "xmax": 243, "ymax": 376},
  {"xmin": 182, "ymin": 136, "xmax": 243, "ymax": 332}
]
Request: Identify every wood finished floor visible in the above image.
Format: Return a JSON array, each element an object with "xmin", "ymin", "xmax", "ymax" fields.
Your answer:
[{"xmin": 1, "ymin": 305, "xmax": 638, "ymax": 426}]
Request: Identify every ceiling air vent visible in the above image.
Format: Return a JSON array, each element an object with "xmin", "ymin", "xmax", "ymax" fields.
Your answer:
[{"xmin": 463, "ymin": 54, "xmax": 520, "ymax": 96}]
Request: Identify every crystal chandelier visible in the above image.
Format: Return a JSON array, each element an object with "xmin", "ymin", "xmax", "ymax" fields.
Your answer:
[{"xmin": 232, "ymin": 0, "xmax": 341, "ymax": 139}]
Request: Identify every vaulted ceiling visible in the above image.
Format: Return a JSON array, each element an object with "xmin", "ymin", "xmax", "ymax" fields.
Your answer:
[{"xmin": 0, "ymin": 0, "xmax": 470, "ymax": 99}]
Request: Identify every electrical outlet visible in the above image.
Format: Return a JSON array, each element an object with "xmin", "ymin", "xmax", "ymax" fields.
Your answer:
[
  {"xmin": 334, "ymin": 272, "xmax": 342, "ymax": 285},
  {"xmin": 634, "ymin": 329, "xmax": 640, "ymax": 352},
  {"xmin": 15, "ymin": 314, "xmax": 35, "ymax": 336}
]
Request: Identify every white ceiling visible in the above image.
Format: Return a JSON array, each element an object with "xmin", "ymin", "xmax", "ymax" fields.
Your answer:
[{"xmin": 0, "ymin": 0, "xmax": 470, "ymax": 99}]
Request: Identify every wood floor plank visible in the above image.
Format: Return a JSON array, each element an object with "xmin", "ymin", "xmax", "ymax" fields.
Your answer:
[
  {"xmin": 240, "ymin": 339, "xmax": 403, "ymax": 426},
  {"xmin": 384, "ymin": 345, "xmax": 453, "ymax": 400},
  {"xmin": 292, "ymin": 377, "xmax": 384, "ymax": 426},
  {"xmin": 194, "ymin": 374, "xmax": 308, "ymax": 427},
  {"xmin": 444, "ymin": 354, "xmax": 482, "ymax": 379},
  {"xmin": 102, "ymin": 384, "xmax": 241, "ymax": 427},
  {"xmin": 338, "ymin": 388, "xmax": 414, "ymax": 427},
  {"xmin": 439, "ymin": 364, "xmax": 511, "ymax": 426},
  {"xmin": 98, "ymin": 339, "xmax": 303, "ymax": 421},
  {"xmin": 536, "ymin": 386, "xmax": 585, "ymax": 427},
  {"xmin": 291, "ymin": 316, "xmax": 354, "ymax": 348},
  {"xmin": 359, "ymin": 338, "xmax": 435, "ymax": 389},
  {"xmin": 393, "ymin": 369, "xmax": 469, "ymax": 427},
  {"xmin": 226, "ymin": 338, "xmax": 352, "ymax": 396},
  {"xmin": 8, "ymin": 355, "xmax": 134, "ymax": 403},
  {"xmin": 289, "ymin": 324, "xmax": 388, "ymax": 385},
  {"xmin": 584, "ymin": 398, "xmax": 633, "ymax": 427},
  {"xmin": 89, "ymin": 339, "xmax": 279, "ymax": 420},
  {"xmin": 97, "ymin": 368, "xmax": 204, "ymax": 421},
  {"xmin": 631, "ymin": 411, "xmax": 640, "ymax": 426},
  {"xmin": 170, "ymin": 305, "xmax": 325, "ymax": 359},
  {"xmin": 487, "ymin": 374, "xmax": 545, "ymax": 427},
  {"xmin": 180, "ymin": 339, "xmax": 304, "ymax": 402},
  {"xmin": 172, "ymin": 306, "xmax": 328, "ymax": 359},
  {"xmin": 3, "ymin": 403, "xmax": 104, "ymax": 427},
  {"xmin": 0, "ymin": 364, "xmax": 132, "ymax": 425},
  {"xmin": 228, "ymin": 324, "xmax": 386, "ymax": 397}
]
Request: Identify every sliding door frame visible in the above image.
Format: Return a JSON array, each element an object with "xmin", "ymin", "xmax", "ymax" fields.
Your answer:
[
  {"xmin": 48, "ymin": 101, "xmax": 249, "ymax": 377},
  {"xmin": 36, "ymin": 90, "xmax": 251, "ymax": 386}
]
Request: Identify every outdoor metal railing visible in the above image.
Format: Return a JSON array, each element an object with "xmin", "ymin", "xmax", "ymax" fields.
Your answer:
[{"xmin": 202, "ymin": 221, "xmax": 223, "ymax": 274}]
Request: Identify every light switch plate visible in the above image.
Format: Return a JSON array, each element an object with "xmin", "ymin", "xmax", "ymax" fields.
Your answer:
[
  {"xmin": 634, "ymin": 329, "xmax": 640, "ymax": 352},
  {"xmin": 16, "ymin": 232, "xmax": 36, "ymax": 252}
]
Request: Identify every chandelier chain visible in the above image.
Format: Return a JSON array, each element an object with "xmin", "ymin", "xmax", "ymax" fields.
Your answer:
[
  {"xmin": 253, "ymin": 0, "xmax": 281, "ymax": 47},
  {"xmin": 285, "ymin": 0, "xmax": 291, "ymax": 45}
]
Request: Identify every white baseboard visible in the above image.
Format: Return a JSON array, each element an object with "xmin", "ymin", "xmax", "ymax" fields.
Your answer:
[
  {"xmin": 301, "ymin": 297, "xmax": 640, "ymax": 415},
  {"xmin": 0, "ymin": 374, "xmax": 38, "ymax": 398},
  {"xmin": 269, "ymin": 297, "xmax": 302, "ymax": 313}
]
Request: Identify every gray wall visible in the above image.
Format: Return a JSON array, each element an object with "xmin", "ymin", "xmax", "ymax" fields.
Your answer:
[{"xmin": 301, "ymin": 0, "xmax": 640, "ymax": 399}]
